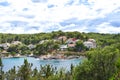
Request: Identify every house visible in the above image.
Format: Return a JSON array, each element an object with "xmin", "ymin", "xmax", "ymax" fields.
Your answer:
[
  {"xmin": 83, "ymin": 39, "xmax": 96, "ymax": 48},
  {"xmin": 58, "ymin": 36, "xmax": 67, "ymax": 41},
  {"xmin": 59, "ymin": 45, "xmax": 68, "ymax": 51},
  {"xmin": 66, "ymin": 38, "xmax": 77, "ymax": 44},
  {"xmin": 28, "ymin": 44, "xmax": 36, "ymax": 49},
  {"xmin": 0, "ymin": 43, "xmax": 10, "ymax": 50},
  {"xmin": 11, "ymin": 41, "xmax": 22, "ymax": 45},
  {"xmin": 88, "ymin": 39, "xmax": 96, "ymax": 43},
  {"xmin": 66, "ymin": 38, "xmax": 79, "ymax": 48},
  {"xmin": 67, "ymin": 44, "xmax": 76, "ymax": 48}
]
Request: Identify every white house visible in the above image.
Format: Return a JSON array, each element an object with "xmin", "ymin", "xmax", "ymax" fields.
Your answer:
[
  {"xmin": 0, "ymin": 43, "xmax": 10, "ymax": 50},
  {"xmin": 83, "ymin": 39, "xmax": 96, "ymax": 48},
  {"xmin": 59, "ymin": 45, "xmax": 68, "ymax": 51}
]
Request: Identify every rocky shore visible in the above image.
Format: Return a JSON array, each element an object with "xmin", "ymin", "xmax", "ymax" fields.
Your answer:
[
  {"xmin": 1, "ymin": 53, "xmax": 84, "ymax": 60},
  {"xmin": 38, "ymin": 54, "xmax": 83, "ymax": 60}
]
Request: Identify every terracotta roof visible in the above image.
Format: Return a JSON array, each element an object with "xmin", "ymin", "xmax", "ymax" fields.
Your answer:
[
  {"xmin": 58, "ymin": 36, "xmax": 67, "ymax": 41},
  {"xmin": 68, "ymin": 44, "xmax": 76, "ymax": 48}
]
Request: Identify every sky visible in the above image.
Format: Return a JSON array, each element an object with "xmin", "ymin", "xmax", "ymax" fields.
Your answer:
[{"xmin": 0, "ymin": 0, "xmax": 120, "ymax": 34}]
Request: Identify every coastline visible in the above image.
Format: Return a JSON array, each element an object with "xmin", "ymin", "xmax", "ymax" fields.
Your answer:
[{"xmin": 1, "ymin": 54, "xmax": 85, "ymax": 60}]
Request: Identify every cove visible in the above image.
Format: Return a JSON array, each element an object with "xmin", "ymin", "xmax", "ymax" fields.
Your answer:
[{"xmin": 2, "ymin": 57, "xmax": 83, "ymax": 72}]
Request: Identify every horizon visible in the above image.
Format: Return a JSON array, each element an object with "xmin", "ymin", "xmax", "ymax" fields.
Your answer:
[
  {"xmin": 0, "ymin": 30, "xmax": 118, "ymax": 35},
  {"xmin": 0, "ymin": 0, "xmax": 120, "ymax": 34}
]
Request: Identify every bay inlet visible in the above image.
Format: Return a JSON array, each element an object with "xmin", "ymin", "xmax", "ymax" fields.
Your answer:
[{"xmin": 2, "ymin": 57, "xmax": 83, "ymax": 72}]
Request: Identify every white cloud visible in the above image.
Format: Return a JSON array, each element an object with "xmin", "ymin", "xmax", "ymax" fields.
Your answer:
[
  {"xmin": 0, "ymin": 0, "xmax": 120, "ymax": 33},
  {"xmin": 64, "ymin": 26, "xmax": 88, "ymax": 33},
  {"xmin": 96, "ymin": 22, "xmax": 120, "ymax": 33}
]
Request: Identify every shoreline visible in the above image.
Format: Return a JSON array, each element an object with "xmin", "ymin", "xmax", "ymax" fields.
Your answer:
[{"xmin": 1, "ymin": 54, "xmax": 85, "ymax": 60}]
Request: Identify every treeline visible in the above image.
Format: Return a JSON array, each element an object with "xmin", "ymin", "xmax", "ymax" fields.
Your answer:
[
  {"xmin": 0, "ymin": 31, "xmax": 87, "ymax": 45},
  {"xmin": 0, "ymin": 31, "xmax": 120, "ymax": 47},
  {"xmin": 1, "ymin": 43, "xmax": 120, "ymax": 80}
]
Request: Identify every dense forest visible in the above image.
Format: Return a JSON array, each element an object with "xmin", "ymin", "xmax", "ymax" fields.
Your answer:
[{"xmin": 0, "ymin": 31, "xmax": 120, "ymax": 80}]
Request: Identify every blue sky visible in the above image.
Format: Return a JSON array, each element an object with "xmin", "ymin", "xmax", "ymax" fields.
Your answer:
[{"xmin": 0, "ymin": 0, "xmax": 120, "ymax": 34}]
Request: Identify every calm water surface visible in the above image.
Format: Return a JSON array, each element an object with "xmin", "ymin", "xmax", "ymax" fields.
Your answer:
[{"xmin": 2, "ymin": 57, "xmax": 83, "ymax": 72}]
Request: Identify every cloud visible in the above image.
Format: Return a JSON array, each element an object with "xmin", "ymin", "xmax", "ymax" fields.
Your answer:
[
  {"xmin": 22, "ymin": 8, "xmax": 29, "ymax": 11},
  {"xmin": 31, "ymin": 0, "xmax": 48, "ymax": 3},
  {"xmin": 65, "ymin": 0, "xmax": 74, "ymax": 6},
  {"xmin": 0, "ymin": 0, "xmax": 120, "ymax": 34},
  {"xmin": 47, "ymin": 4, "xmax": 55, "ymax": 8},
  {"xmin": 7, "ymin": 21, "xmax": 28, "ymax": 27},
  {"xmin": 96, "ymin": 22, "xmax": 120, "ymax": 33},
  {"xmin": 18, "ymin": 14, "xmax": 35, "ymax": 19}
]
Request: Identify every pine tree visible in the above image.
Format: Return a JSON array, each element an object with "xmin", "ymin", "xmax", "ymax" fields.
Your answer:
[
  {"xmin": 17, "ymin": 59, "xmax": 32, "ymax": 80},
  {"xmin": 0, "ymin": 57, "xmax": 4, "ymax": 80}
]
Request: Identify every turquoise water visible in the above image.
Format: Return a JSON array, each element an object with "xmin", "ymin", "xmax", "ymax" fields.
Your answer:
[{"xmin": 2, "ymin": 57, "xmax": 83, "ymax": 72}]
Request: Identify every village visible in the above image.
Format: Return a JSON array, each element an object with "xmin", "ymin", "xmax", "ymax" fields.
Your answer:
[{"xmin": 0, "ymin": 36, "xmax": 96, "ymax": 60}]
